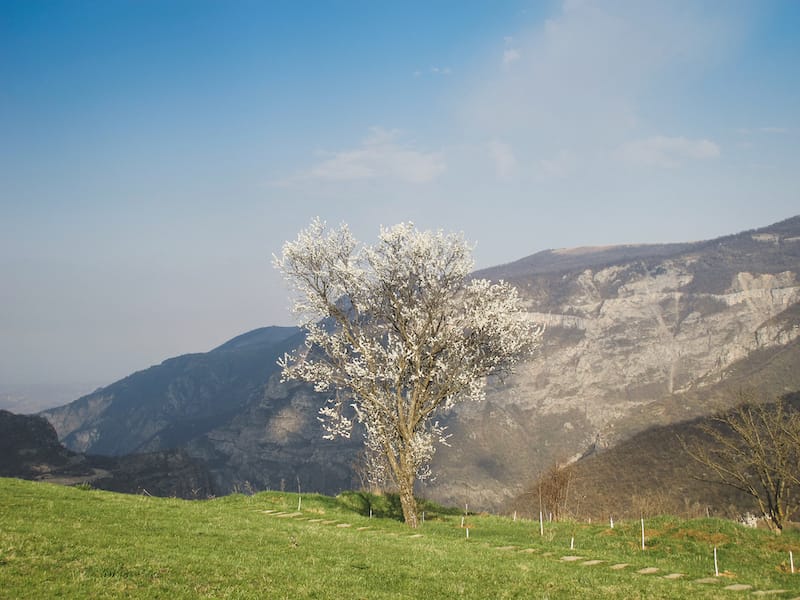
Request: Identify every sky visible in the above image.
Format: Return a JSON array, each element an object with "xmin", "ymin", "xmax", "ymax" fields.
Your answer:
[{"xmin": 1, "ymin": 0, "xmax": 799, "ymax": 398}]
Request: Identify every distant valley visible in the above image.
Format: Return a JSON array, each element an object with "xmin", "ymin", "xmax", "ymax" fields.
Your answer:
[{"xmin": 0, "ymin": 382, "xmax": 105, "ymax": 414}]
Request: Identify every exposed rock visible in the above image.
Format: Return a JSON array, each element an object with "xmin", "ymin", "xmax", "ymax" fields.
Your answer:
[{"xmin": 430, "ymin": 216, "xmax": 800, "ymax": 508}]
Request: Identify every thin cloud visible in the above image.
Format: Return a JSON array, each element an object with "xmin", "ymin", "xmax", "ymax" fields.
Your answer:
[
  {"xmin": 414, "ymin": 66, "xmax": 452, "ymax": 77},
  {"xmin": 461, "ymin": 1, "xmax": 738, "ymax": 175},
  {"xmin": 283, "ymin": 128, "xmax": 445, "ymax": 185},
  {"xmin": 501, "ymin": 35, "xmax": 521, "ymax": 67},
  {"xmin": 487, "ymin": 140, "xmax": 517, "ymax": 179},
  {"xmin": 736, "ymin": 127, "xmax": 790, "ymax": 135},
  {"xmin": 502, "ymin": 48, "xmax": 521, "ymax": 65},
  {"xmin": 537, "ymin": 149, "xmax": 573, "ymax": 179},
  {"xmin": 618, "ymin": 136, "xmax": 720, "ymax": 168}
]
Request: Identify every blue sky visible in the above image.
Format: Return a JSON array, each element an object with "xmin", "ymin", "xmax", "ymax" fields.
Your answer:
[{"xmin": 1, "ymin": 1, "xmax": 799, "ymax": 393}]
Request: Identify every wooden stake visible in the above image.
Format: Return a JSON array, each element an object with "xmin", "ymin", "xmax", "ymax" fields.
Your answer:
[
  {"xmin": 790, "ymin": 550, "xmax": 794, "ymax": 574},
  {"xmin": 539, "ymin": 511, "xmax": 544, "ymax": 536},
  {"xmin": 466, "ymin": 527, "xmax": 469, "ymax": 539},
  {"xmin": 610, "ymin": 516, "xmax": 614, "ymax": 529},
  {"xmin": 570, "ymin": 536, "xmax": 574, "ymax": 550}
]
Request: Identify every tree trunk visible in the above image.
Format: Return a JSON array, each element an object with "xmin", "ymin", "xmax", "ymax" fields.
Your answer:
[{"xmin": 396, "ymin": 460, "xmax": 419, "ymax": 528}]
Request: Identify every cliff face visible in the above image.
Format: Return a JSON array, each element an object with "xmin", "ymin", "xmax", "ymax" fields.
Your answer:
[
  {"xmin": 428, "ymin": 218, "xmax": 800, "ymax": 508},
  {"xmin": 38, "ymin": 217, "xmax": 800, "ymax": 509},
  {"xmin": 182, "ymin": 378, "xmax": 363, "ymax": 496}
]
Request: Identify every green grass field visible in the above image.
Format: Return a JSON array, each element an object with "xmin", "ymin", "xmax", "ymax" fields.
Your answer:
[{"xmin": 1, "ymin": 478, "xmax": 798, "ymax": 599}]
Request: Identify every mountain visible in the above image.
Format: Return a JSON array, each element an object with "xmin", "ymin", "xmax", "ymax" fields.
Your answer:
[
  {"xmin": 41, "ymin": 326, "xmax": 363, "ymax": 495},
  {"xmin": 433, "ymin": 215, "xmax": 800, "ymax": 508},
  {"xmin": 39, "ymin": 217, "xmax": 800, "ymax": 509},
  {"xmin": 42, "ymin": 326, "xmax": 300, "ymax": 455}
]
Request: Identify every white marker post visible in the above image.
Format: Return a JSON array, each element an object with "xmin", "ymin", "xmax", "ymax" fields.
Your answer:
[
  {"xmin": 298, "ymin": 496, "xmax": 302, "ymax": 511},
  {"xmin": 539, "ymin": 511, "xmax": 544, "ymax": 536},
  {"xmin": 714, "ymin": 547, "xmax": 719, "ymax": 577},
  {"xmin": 610, "ymin": 516, "xmax": 614, "ymax": 529},
  {"xmin": 570, "ymin": 536, "xmax": 574, "ymax": 550},
  {"xmin": 513, "ymin": 511, "xmax": 517, "ymax": 522},
  {"xmin": 466, "ymin": 527, "xmax": 470, "ymax": 539},
  {"xmin": 641, "ymin": 518, "xmax": 645, "ymax": 551},
  {"xmin": 790, "ymin": 550, "xmax": 794, "ymax": 574}
]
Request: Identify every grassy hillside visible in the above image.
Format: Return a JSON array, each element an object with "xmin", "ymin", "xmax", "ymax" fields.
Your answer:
[{"xmin": 1, "ymin": 479, "xmax": 798, "ymax": 598}]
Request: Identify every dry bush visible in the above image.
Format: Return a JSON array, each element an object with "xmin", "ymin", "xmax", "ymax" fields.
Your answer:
[
  {"xmin": 532, "ymin": 462, "xmax": 576, "ymax": 521},
  {"xmin": 684, "ymin": 391, "xmax": 800, "ymax": 531}
]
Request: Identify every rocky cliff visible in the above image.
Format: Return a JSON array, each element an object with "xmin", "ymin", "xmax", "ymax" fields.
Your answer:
[
  {"xmin": 38, "ymin": 217, "xmax": 800, "ymax": 509},
  {"xmin": 432, "ymin": 216, "xmax": 800, "ymax": 508}
]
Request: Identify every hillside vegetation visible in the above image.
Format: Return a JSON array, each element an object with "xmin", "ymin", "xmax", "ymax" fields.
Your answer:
[
  {"xmin": 1, "ymin": 479, "xmax": 798, "ymax": 599},
  {"xmin": 511, "ymin": 390, "xmax": 800, "ymax": 523}
]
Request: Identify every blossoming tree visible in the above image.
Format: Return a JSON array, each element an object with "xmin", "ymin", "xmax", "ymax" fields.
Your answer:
[{"xmin": 274, "ymin": 219, "xmax": 542, "ymax": 527}]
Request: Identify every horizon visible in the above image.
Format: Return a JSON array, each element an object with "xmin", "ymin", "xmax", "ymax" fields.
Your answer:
[{"xmin": 2, "ymin": 1, "xmax": 799, "ymax": 397}]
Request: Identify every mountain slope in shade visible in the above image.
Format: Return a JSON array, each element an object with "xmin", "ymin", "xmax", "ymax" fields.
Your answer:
[
  {"xmin": 42, "ymin": 326, "xmax": 300, "ymax": 455},
  {"xmin": 508, "ymin": 388, "xmax": 800, "ymax": 522},
  {"xmin": 41, "ymin": 325, "xmax": 364, "ymax": 496}
]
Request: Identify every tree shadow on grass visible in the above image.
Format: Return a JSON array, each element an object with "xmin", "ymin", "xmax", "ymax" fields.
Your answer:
[{"xmin": 337, "ymin": 491, "xmax": 462, "ymax": 522}]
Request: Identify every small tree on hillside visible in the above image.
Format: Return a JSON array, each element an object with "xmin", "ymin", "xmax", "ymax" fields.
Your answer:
[
  {"xmin": 685, "ymin": 392, "xmax": 800, "ymax": 532},
  {"xmin": 274, "ymin": 219, "xmax": 542, "ymax": 527},
  {"xmin": 535, "ymin": 462, "xmax": 575, "ymax": 522}
]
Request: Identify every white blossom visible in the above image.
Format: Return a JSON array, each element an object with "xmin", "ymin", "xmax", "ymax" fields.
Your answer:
[{"xmin": 274, "ymin": 219, "xmax": 543, "ymax": 524}]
